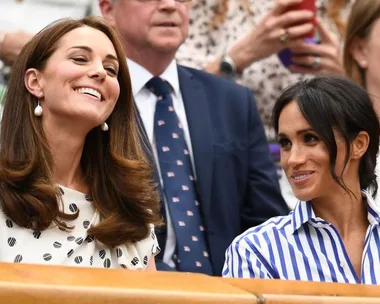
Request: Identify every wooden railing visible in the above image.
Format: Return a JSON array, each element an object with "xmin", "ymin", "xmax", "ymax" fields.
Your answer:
[{"xmin": 0, "ymin": 263, "xmax": 379, "ymax": 303}]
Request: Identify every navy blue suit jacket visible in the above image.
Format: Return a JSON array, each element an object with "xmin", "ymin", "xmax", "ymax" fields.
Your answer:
[{"xmin": 141, "ymin": 65, "xmax": 289, "ymax": 275}]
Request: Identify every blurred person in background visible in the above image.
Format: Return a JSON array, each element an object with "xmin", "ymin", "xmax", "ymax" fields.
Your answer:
[
  {"xmin": 0, "ymin": 0, "xmax": 101, "ymax": 83},
  {"xmin": 177, "ymin": 0, "xmax": 353, "ymax": 209},
  {"xmin": 343, "ymin": 0, "xmax": 380, "ymax": 203},
  {"xmin": 0, "ymin": 16, "xmax": 161, "ymax": 270}
]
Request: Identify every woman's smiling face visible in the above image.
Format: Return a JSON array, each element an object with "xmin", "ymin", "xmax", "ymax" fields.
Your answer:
[{"xmin": 27, "ymin": 25, "xmax": 120, "ymax": 131}]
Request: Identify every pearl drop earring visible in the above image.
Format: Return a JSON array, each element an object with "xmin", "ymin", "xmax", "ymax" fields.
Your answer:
[
  {"xmin": 101, "ymin": 122, "xmax": 109, "ymax": 132},
  {"xmin": 34, "ymin": 100, "xmax": 43, "ymax": 116}
]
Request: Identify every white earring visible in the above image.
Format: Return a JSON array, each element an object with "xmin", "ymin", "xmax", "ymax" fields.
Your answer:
[
  {"xmin": 101, "ymin": 122, "xmax": 109, "ymax": 132},
  {"xmin": 34, "ymin": 100, "xmax": 43, "ymax": 117}
]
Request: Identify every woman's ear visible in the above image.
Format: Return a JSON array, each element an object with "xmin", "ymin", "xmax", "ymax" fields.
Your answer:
[
  {"xmin": 351, "ymin": 131, "xmax": 370, "ymax": 159},
  {"xmin": 24, "ymin": 68, "xmax": 44, "ymax": 99},
  {"xmin": 349, "ymin": 37, "xmax": 369, "ymax": 69},
  {"xmin": 99, "ymin": 0, "xmax": 117, "ymax": 28}
]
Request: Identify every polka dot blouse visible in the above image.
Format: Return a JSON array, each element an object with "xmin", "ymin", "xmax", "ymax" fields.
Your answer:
[{"xmin": 0, "ymin": 186, "xmax": 160, "ymax": 270}]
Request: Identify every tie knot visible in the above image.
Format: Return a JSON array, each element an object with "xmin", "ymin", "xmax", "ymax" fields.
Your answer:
[{"xmin": 146, "ymin": 77, "xmax": 171, "ymax": 97}]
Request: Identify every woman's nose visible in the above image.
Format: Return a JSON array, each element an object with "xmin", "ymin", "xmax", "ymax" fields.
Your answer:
[
  {"xmin": 286, "ymin": 145, "xmax": 307, "ymax": 167},
  {"xmin": 88, "ymin": 64, "xmax": 107, "ymax": 81}
]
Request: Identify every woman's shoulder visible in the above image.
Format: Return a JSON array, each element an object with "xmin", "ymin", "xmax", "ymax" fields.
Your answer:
[{"xmin": 231, "ymin": 214, "xmax": 293, "ymax": 249}]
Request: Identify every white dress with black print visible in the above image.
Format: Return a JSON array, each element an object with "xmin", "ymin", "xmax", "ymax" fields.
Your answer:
[{"xmin": 0, "ymin": 186, "xmax": 160, "ymax": 270}]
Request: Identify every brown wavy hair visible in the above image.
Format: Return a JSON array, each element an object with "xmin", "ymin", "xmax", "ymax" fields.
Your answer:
[
  {"xmin": 0, "ymin": 16, "xmax": 161, "ymax": 247},
  {"xmin": 344, "ymin": 0, "xmax": 380, "ymax": 88},
  {"xmin": 210, "ymin": 0, "xmax": 348, "ymax": 35}
]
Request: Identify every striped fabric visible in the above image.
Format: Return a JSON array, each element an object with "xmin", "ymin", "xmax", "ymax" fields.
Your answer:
[{"xmin": 222, "ymin": 191, "xmax": 380, "ymax": 284}]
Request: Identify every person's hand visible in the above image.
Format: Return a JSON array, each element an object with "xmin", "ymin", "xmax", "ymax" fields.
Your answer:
[
  {"xmin": 0, "ymin": 30, "xmax": 32, "ymax": 65},
  {"xmin": 287, "ymin": 18, "xmax": 344, "ymax": 76},
  {"xmin": 228, "ymin": 0, "xmax": 315, "ymax": 72}
]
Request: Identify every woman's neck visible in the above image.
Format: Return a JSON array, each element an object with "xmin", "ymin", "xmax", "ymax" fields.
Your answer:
[
  {"xmin": 311, "ymin": 185, "xmax": 368, "ymax": 239},
  {"xmin": 366, "ymin": 79, "xmax": 380, "ymax": 116},
  {"xmin": 43, "ymin": 123, "xmax": 87, "ymax": 193}
]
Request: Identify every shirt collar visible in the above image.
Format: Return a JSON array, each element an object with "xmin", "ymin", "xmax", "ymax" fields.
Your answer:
[
  {"xmin": 126, "ymin": 58, "xmax": 180, "ymax": 98},
  {"xmin": 290, "ymin": 190, "xmax": 380, "ymax": 234}
]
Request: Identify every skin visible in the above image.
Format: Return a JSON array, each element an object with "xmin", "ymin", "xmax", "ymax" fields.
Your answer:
[
  {"xmin": 100, "ymin": 0, "xmax": 191, "ymax": 75},
  {"xmin": 288, "ymin": 18, "xmax": 345, "ymax": 76},
  {"xmin": 203, "ymin": 0, "xmax": 315, "ymax": 75},
  {"xmin": 0, "ymin": 30, "xmax": 32, "ymax": 65},
  {"xmin": 24, "ymin": 26, "xmax": 120, "ymax": 193},
  {"xmin": 278, "ymin": 101, "xmax": 370, "ymax": 279}
]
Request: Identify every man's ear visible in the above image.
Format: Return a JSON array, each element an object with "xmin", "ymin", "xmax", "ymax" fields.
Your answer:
[
  {"xmin": 99, "ymin": 0, "xmax": 117, "ymax": 28},
  {"xmin": 349, "ymin": 37, "xmax": 369, "ymax": 69},
  {"xmin": 351, "ymin": 131, "xmax": 370, "ymax": 160},
  {"xmin": 24, "ymin": 68, "xmax": 44, "ymax": 99}
]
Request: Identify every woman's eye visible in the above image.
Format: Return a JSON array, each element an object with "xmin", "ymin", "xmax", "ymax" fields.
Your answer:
[
  {"xmin": 105, "ymin": 67, "xmax": 118, "ymax": 76},
  {"xmin": 278, "ymin": 138, "xmax": 291, "ymax": 149},
  {"xmin": 72, "ymin": 56, "xmax": 87, "ymax": 63},
  {"xmin": 304, "ymin": 133, "xmax": 319, "ymax": 144}
]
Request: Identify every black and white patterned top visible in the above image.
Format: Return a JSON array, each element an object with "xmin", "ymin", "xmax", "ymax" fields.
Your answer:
[{"xmin": 0, "ymin": 185, "xmax": 160, "ymax": 270}]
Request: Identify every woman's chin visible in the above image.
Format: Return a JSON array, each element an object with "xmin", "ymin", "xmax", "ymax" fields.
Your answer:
[{"xmin": 292, "ymin": 190, "xmax": 315, "ymax": 202}]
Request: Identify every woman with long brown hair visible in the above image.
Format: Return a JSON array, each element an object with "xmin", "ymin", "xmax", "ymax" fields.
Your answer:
[
  {"xmin": 0, "ymin": 16, "xmax": 161, "ymax": 270},
  {"xmin": 344, "ymin": 0, "xmax": 380, "ymax": 113},
  {"xmin": 343, "ymin": 0, "xmax": 380, "ymax": 204}
]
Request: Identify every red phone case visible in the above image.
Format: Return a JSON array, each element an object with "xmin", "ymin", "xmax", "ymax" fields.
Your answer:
[{"xmin": 287, "ymin": 0, "xmax": 316, "ymax": 38}]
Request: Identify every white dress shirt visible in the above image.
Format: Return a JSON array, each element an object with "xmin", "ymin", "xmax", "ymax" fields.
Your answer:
[{"xmin": 127, "ymin": 58, "xmax": 197, "ymax": 268}]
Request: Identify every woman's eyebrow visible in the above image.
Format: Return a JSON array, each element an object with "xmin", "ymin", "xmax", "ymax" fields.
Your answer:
[{"xmin": 68, "ymin": 46, "xmax": 118, "ymax": 62}]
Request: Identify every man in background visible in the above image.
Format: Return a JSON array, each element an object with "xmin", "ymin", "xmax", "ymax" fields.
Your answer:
[{"xmin": 99, "ymin": 0, "xmax": 289, "ymax": 275}]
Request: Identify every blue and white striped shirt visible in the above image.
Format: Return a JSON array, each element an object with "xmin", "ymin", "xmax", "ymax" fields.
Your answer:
[{"xmin": 223, "ymin": 191, "xmax": 380, "ymax": 284}]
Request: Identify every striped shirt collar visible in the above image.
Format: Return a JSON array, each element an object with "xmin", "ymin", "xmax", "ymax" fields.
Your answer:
[{"xmin": 291, "ymin": 190, "xmax": 380, "ymax": 234}]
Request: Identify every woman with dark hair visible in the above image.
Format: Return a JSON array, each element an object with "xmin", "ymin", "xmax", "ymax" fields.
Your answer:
[
  {"xmin": 223, "ymin": 77, "xmax": 380, "ymax": 284},
  {"xmin": 0, "ymin": 16, "xmax": 161, "ymax": 270}
]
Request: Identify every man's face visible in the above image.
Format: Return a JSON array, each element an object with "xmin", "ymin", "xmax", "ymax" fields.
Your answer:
[{"xmin": 100, "ymin": 0, "xmax": 191, "ymax": 56}]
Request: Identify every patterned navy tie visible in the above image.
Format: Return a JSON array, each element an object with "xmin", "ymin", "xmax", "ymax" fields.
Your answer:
[{"xmin": 146, "ymin": 77, "xmax": 212, "ymax": 275}]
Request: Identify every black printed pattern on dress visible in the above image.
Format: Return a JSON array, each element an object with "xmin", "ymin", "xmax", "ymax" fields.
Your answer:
[
  {"xmin": 103, "ymin": 258, "xmax": 111, "ymax": 268},
  {"xmin": 69, "ymin": 203, "xmax": 78, "ymax": 213},
  {"xmin": 14, "ymin": 254, "xmax": 22, "ymax": 263},
  {"xmin": 43, "ymin": 253, "xmax": 52, "ymax": 261},
  {"xmin": 53, "ymin": 241, "xmax": 62, "ymax": 249},
  {"xmin": 5, "ymin": 219, "xmax": 13, "ymax": 228},
  {"xmin": 8, "ymin": 237, "xmax": 16, "ymax": 247},
  {"xmin": 74, "ymin": 256, "xmax": 83, "ymax": 264}
]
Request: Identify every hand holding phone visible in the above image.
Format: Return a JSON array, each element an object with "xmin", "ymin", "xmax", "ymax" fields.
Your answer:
[
  {"xmin": 278, "ymin": 0, "xmax": 317, "ymax": 68},
  {"xmin": 286, "ymin": 0, "xmax": 316, "ymax": 38},
  {"xmin": 278, "ymin": 37, "xmax": 318, "ymax": 68}
]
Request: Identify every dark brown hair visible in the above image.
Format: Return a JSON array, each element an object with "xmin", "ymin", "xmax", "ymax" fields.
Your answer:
[
  {"xmin": 273, "ymin": 77, "xmax": 379, "ymax": 197},
  {"xmin": 0, "ymin": 16, "xmax": 161, "ymax": 247},
  {"xmin": 344, "ymin": 0, "xmax": 380, "ymax": 88}
]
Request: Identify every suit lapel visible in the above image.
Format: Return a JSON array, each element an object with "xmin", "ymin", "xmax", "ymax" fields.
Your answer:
[{"xmin": 178, "ymin": 66, "xmax": 214, "ymax": 218}]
